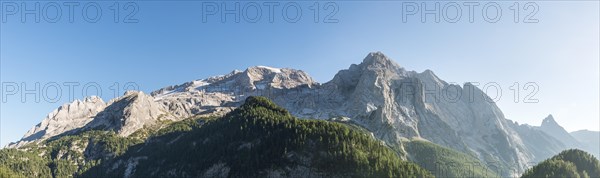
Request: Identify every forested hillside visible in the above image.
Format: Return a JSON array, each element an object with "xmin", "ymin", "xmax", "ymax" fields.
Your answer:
[
  {"xmin": 522, "ymin": 149, "xmax": 600, "ymax": 178},
  {"xmin": 404, "ymin": 139, "xmax": 500, "ymax": 178},
  {"xmin": 81, "ymin": 96, "xmax": 433, "ymax": 177},
  {"xmin": 0, "ymin": 96, "xmax": 433, "ymax": 178}
]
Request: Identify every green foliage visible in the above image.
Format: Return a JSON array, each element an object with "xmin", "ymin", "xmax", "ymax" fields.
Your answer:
[
  {"xmin": 0, "ymin": 149, "xmax": 51, "ymax": 178},
  {"xmin": 82, "ymin": 96, "xmax": 433, "ymax": 177},
  {"xmin": 50, "ymin": 159, "xmax": 78, "ymax": 178},
  {"xmin": 46, "ymin": 130, "xmax": 143, "ymax": 158},
  {"xmin": 404, "ymin": 139, "xmax": 499, "ymax": 178},
  {"xmin": 0, "ymin": 165, "xmax": 24, "ymax": 178},
  {"xmin": 523, "ymin": 159, "xmax": 581, "ymax": 178},
  {"xmin": 5, "ymin": 96, "xmax": 599, "ymax": 178},
  {"xmin": 552, "ymin": 149, "xmax": 600, "ymax": 177},
  {"xmin": 0, "ymin": 130, "xmax": 144, "ymax": 178},
  {"xmin": 522, "ymin": 149, "xmax": 600, "ymax": 178},
  {"xmin": 154, "ymin": 116, "xmax": 207, "ymax": 136}
]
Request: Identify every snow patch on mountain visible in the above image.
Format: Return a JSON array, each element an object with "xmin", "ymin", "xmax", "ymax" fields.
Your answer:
[
  {"xmin": 8, "ymin": 52, "xmax": 581, "ymax": 176},
  {"xmin": 256, "ymin": 66, "xmax": 282, "ymax": 73}
]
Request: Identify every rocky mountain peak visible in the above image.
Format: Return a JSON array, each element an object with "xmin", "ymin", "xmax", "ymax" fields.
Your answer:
[
  {"xmin": 85, "ymin": 90, "xmax": 171, "ymax": 136},
  {"xmin": 7, "ymin": 96, "xmax": 107, "ymax": 148},
  {"xmin": 83, "ymin": 95, "xmax": 103, "ymax": 103},
  {"xmin": 152, "ymin": 66, "xmax": 317, "ymax": 98},
  {"xmin": 329, "ymin": 52, "xmax": 407, "ymax": 89},
  {"xmin": 537, "ymin": 114, "xmax": 581, "ymax": 150},
  {"xmin": 236, "ymin": 66, "xmax": 317, "ymax": 90},
  {"xmin": 415, "ymin": 69, "xmax": 448, "ymax": 90},
  {"xmin": 123, "ymin": 90, "xmax": 144, "ymax": 97},
  {"xmin": 7, "ymin": 52, "xmax": 586, "ymax": 176},
  {"xmin": 539, "ymin": 114, "xmax": 568, "ymax": 135},
  {"xmin": 542, "ymin": 114, "xmax": 558, "ymax": 127},
  {"xmin": 362, "ymin": 51, "xmax": 394, "ymax": 65},
  {"xmin": 419, "ymin": 69, "xmax": 439, "ymax": 80},
  {"xmin": 357, "ymin": 52, "xmax": 403, "ymax": 71}
]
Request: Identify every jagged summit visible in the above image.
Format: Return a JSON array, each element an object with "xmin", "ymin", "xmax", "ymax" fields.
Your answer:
[
  {"xmin": 8, "ymin": 52, "xmax": 583, "ymax": 176},
  {"xmin": 151, "ymin": 66, "xmax": 317, "ymax": 98},
  {"xmin": 82, "ymin": 95, "xmax": 103, "ymax": 103},
  {"xmin": 348, "ymin": 52, "xmax": 405, "ymax": 74},
  {"xmin": 328, "ymin": 52, "xmax": 408, "ymax": 90},
  {"xmin": 7, "ymin": 91, "xmax": 175, "ymax": 148},
  {"xmin": 84, "ymin": 90, "xmax": 173, "ymax": 136},
  {"xmin": 239, "ymin": 66, "xmax": 316, "ymax": 90},
  {"xmin": 8, "ymin": 95, "xmax": 107, "ymax": 148},
  {"xmin": 539, "ymin": 115, "xmax": 571, "ymax": 135},
  {"xmin": 537, "ymin": 114, "xmax": 582, "ymax": 151},
  {"xmin": 542, "ymin": 114, "xmax": 558, "ymax": 126},
  {"xmin": 361, "ymin": 51, "xmax": 401, "ymax": 69}
]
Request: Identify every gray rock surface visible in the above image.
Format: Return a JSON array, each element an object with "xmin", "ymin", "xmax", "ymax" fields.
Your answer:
[
  {"xmin": 8, "ymin": 96, "xmax": 106, "ymax": 148},
  {"xmin": 9, "ymin": 52, "xmax": 583, "ymax": 176},
  {"xmin": 8, "ymin": 91, "xmax": 175, "ymax": 147},
  {"xmin": 536, "ymin": 115, "xmax": 582, "ymax": 150},
  {"xmin": 83, "ymin": 91, "xmax": 173, "ymax": 136},
  {"xmin": 148, "ymin": 52, "xmax": 569, "ymax": 175}
]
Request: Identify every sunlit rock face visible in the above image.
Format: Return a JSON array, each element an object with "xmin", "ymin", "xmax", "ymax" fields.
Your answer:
[
  {"xmin": 10, "ymin": 52, "xmax": 574, "ymax": 176},
  {"xmin": 150, "ymin": 52, "xmax": 568, "ymax": 174},
  {"xmin": 83, "ymin": 91, "xmax": 173, "ymax": 137},
  {"xmin": 9, "ymin": 96, "xmax": 107, "ymax": 148}
]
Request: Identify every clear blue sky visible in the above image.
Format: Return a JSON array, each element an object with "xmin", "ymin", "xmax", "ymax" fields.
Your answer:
[{"xmin": 1, "ymin": 1, "xmax": 598, "ymax": 146}]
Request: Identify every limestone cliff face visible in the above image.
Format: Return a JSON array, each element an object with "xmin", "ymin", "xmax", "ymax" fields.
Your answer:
[
  {"xmin": 269, "ymin": 52, "xmax": 535, "ymax": 173},
  {"xmin": 9, "ymin": 52, "xmax": 576, "ymax": 175},
  {"xmin": 83, "ymin": 91, "xmax": 173, "ymax": 136},
  {"xmin": 148, "ymin": 52, "xmax": 569, "ymax": 174},
  {"xmin": 9, "ymin": 91, "xmax": 173, "ymax": 147},
  {"xmin": 150, "ymin": 66, "xmax": 317, "ymax": 119},
  {"xmin": 9, "ymin": 96, "xmax": 106, "ymax": 148}
]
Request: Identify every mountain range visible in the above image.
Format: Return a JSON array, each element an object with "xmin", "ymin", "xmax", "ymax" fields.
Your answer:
[{"xmin": 4, "ymin": 52, "xmax": 599, "ymax": 177}]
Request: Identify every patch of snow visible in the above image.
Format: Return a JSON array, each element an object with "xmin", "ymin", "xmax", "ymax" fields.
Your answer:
[
  {"xmin": 256, "ymin": 66, "xmax": 282, "ymax": 73},
  {"xmin": 192, "ymin": 80, "xmax": 210, "ymax": 90}
]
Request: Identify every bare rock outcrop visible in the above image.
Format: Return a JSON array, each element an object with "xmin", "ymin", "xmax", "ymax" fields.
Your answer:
[{"xmin": 8, "ymin": 96, "xmax": 106, "ymax": 148}]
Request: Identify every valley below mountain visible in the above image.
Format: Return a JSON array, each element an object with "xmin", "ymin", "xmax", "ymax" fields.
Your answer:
[{"xmin": 1, "ymin": 52, "xmax": 598, "ymax": 178}]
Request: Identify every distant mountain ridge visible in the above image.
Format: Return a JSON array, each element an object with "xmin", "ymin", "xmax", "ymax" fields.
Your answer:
[
  {"xmin": 524, "ymin": 114, "xmax": 599, "ymax": 159},
  {"xmin": 570, "ymin": 129, "xmax": 600, "ymax": 158},
  {"xmin": 7, "ymin": 52, "xmax": 595, "ymax": 176},
  {"xmin": 538, "ymin": 115, "xmax": 581, "ymax": 148}
]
